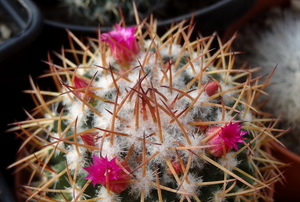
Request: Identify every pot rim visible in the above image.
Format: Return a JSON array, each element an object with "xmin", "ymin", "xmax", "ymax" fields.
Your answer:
[
  {"xmin": 0, "ymin": 0, "xmax": 43, "ymax": 61},
  {"xmin": 269, "ymin": 140, "xmax": 300, "ymax": 162}
]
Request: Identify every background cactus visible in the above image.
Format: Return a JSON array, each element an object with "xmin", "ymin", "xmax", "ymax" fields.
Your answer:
[
  {"xmin": 8, "ymin": 19, "xmax": 285, "ymax": 202},
  {"xmin": 34, "ymin": 0, "xmax": 220, "ymax": 27},
  {"xmin": 230, "ymin": 5, "xmax": 300, "ymax": 155},
  {"xmin": 59, "ymin": 0, "xmax": 165, "ymax": 25}
]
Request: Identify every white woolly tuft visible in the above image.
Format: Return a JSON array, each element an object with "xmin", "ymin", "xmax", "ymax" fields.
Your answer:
[
  {"xmin": 180, "ymin": 133, "xmax": 206, "ymax": 169},
  {"xmin": 94, "ymin": 75, "xmax": 114, "ymax": 95},
  {"xmin": 66, "ymin": 183, "xmax": 87, "ymax": 201},
  {"xmin": 178, "ymin": 173, "xmax": 201, "ymax": 198},
  {"xmin": 159, "ymin": 43, "xmax": 185, "ymax": 59},
  {"xmin": 61, "ymin": 87, "xmax": 73, "ymax": 106},
  {"xmin": 97, "ymin": 186, "xmax": 121, "ymax": 202},
  {"xmin": 240, "ymin": 110, "xmax": 253, "ymax": 122},
  {"xmin": 65, "ymin": 100, "xmax": 91, "ymax": 131},
  {"xmin": 149, "ymin": 135, "xmax": 178, "ymax": 165},
  {"xmin": 219, "ymin": 82, "xmax": 235, "ymax": 105},
  {"xmin": 217, "ymin": 152, "xmax": 239, "ymax": 172},
  {"xmin": 215, "ymin": 110, "xmax": 233, "ymax": 122},
  {"xmin": 95, "ymin": 137, "xmax": 124, "ymax": 159},
  {"xmin": 93, "ymin": 103, "xmax": 113, "ymax": 129},
  {"xmin": 211, "ymin": 189, "xmax": 227, "ymax": 202},
  {"xmin": 65, "ymin": 145, "xmax": 88, "ymax": 173},
  {"xmin": 190, "ymin": 90, "xmax": 210, "ymax": 106},
  {"xmin": 129, "ymin": 169, "xmax": 155, "ymax": 198},
  {"xmin": 76, "ymin": 64, "xmax": 98, "ymax": 76}
]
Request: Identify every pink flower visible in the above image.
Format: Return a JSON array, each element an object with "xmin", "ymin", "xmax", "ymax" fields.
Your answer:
[
  {"xmin": 204, "ymin": 123, "xmax": 247, "ymax": 157},
  {"xmin": 83, "ymin": 155, "xmax": 131, "ymax": 193},
  {"xmin": 101, "ymin": 24, "xmax": 140, "ymax": 65}
]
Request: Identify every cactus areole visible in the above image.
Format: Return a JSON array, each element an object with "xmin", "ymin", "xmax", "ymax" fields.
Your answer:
[{"xmin": 8, "ymin": 21, "xmax": 284, "ymax": 202}]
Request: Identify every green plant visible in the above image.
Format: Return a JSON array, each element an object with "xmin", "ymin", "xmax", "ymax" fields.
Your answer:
[
  {"xmin": 58, "ymin": 0, "xmax": 221, "ymax": 26},
  {"xmin": 60, "ymin": 0, "xmax": 165, "ymax": 25},
  {"xmin": 8, "ymin": 19, "xmax": 285, "ymax": 202}
]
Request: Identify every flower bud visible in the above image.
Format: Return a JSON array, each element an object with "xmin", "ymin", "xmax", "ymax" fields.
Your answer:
[
  {"xmin": 80, "ymin": 132, "xmax": 98, "ymax": 147},
  {"xmin": 73, "ymin": 76, "xmax": 94, "ymax": 100},
  {"xmin": 203, "ymin": 81, "xmax": 219, "ymax": 96},
  {"xmin": 167, "ymin": 160, "xmax": 183, "ymax": 175}
]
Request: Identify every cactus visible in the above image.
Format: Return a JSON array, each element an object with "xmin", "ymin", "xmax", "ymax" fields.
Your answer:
[
  {"xmin": 8, "ymin": 19, "xmax": 285, "ymax": 202},
  {"xmin": 230, "ymin": 6, "xmax": 300, "ymax": 154},
  {"xmin": 57, "ymin": 0, "xmax": 220, "ymax": 26},
  {"xmin": 59, "ymin": 0, "xmax": 165, "ymax": 25}
]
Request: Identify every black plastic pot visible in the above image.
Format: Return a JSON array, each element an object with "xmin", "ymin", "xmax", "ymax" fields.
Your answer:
[
  {"xmin": 0, "ymin": 1, "xmax": 43, "ymax": 202},
  {"xmin": 0, "ymin": 172, "xmax": 15, "ymax": 202},
  {"xmin": 0, "ymin": 0, "xmax": 43, "ymax": 61},
  {"xmin": 40, "ymin": 0, "xmax": 257, "ymax": 37}
]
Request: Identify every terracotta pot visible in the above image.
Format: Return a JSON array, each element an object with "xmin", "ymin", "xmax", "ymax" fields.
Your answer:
[{"xmin": 269, "ymin": 141, "xmax": 300, "ymax": 202}]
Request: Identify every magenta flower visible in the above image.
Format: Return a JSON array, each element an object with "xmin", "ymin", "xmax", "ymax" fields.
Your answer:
[
  {"xmin": 204, "ymin": 123, "xmax": 247, "ymax": 157},
  {"xmin": 101, "ymin": 24, "xmax": 140, "ymax": 65},
  {"xmin": 83, "ymin": 155, "xmax": 131, "ymax": 193}
]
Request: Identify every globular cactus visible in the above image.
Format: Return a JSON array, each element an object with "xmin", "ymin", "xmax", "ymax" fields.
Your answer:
[{"xmin": 8, "ymin": 19, "xmax": 285, "ymax": 202}]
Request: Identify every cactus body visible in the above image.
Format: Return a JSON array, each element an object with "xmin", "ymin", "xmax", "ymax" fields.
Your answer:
[{"xmin": 8, "ymin": 20, "xmax": 284, "ymax": 202}]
